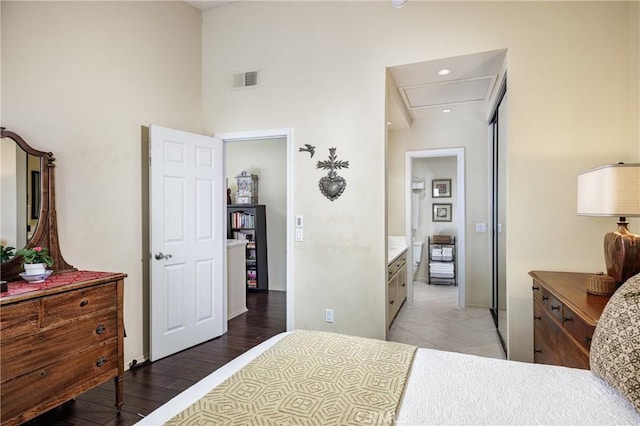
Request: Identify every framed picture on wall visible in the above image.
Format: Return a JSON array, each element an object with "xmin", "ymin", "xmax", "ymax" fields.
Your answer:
[
  {"xmin": 432, "ymin": 179, "xmax": 451, "ymax": 198},
  {"xmin": 432, "ymin": 203, "xmax": 452, "ymax": 222}
]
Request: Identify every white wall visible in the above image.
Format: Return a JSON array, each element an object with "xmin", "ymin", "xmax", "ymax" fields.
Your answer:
[
  {"xmin": 226, "ymin": 138, "xmax": 287, "ymax": 291},
  {"xmin": 202, "ymin": 1, "xmax": 639, "ymax": 360},
  {"xmin": 1, "ymin": 1, "xmax": 202, "ymax": 365}
]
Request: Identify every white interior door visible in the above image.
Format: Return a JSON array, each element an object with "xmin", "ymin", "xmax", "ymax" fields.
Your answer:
[{"xmin": 149, "ymin": 125, "xmax": 225, "ymax": 362}]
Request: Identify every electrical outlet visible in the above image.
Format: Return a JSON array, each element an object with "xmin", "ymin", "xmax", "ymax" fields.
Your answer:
[
  {"xmin": 296, "ymin": 228, "xmax": 303, "ymax": 242},
  {"xmin": 325, "ymin": 308, "xmax": 334, "ymax": 323}
]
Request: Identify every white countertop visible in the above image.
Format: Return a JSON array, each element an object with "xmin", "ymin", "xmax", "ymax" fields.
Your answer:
[
  {"xmin": 227, "ymin": 239, "xmax": 248, "ymax": 248},
  {"xmin": 388, "ymin": 236, "xmax": 408, "ymax": 264}
]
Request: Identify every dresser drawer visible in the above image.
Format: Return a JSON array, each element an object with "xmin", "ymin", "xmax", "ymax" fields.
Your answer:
[
  {"xmin": 563, "ymin": 305, "xmax": 596, "ymax": 351},
  {"xmin": 1, "ymin": 309, "xmax": 117, "ymax": 382},
  {"xmin": 0, "ymin": 338, "xmax": 118, "ymax": 423},
  {"xmin": 42, "ymin": 282, "xmax": 115, "ymax": 327},
  {"xmin": 533, "ymin": 301, "xmax": 559, "ymax": 365},
  {"xmin": 0, "ymin": 300, "xmax": 40, "ymax": 340},
  {"xmin": 555, "ymin": 330, "xmax": 590, "ymax": 369},
  {"xmin": 547, "ymin": 294, "xmax": 563, "ymax": 323},
  {"xmin": 532, "ymin": 283, "xmax": 551, "ymax": 308}
]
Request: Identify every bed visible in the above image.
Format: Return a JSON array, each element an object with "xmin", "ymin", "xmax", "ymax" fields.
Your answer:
[{"xmin": 137, "ymin": 275, "xmax": 640, "ymax": 425}]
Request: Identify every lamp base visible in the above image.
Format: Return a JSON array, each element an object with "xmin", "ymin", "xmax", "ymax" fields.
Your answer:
[{"xmin": 604, "ymin": 221, "xmax": 640, "ymax": 284}]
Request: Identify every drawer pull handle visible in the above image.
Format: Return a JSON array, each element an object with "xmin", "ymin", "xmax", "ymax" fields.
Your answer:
[
  {"xmin": 564, "ymin": 317, "xmax": 573, "ymax": 323},
  {"xmin": 80, "ymin": 300, "xmax": 89, "ymax": 307},
  {"xmin": 534, "ymin": 349, "xmax": 542, "ymax": 353},
  {"xmin": 585, "ymin": 336, "xmax": 593, "ymax": 344},
  {"xmin": 39, "ymin": 333, "xmax": 45, "ymax": 340},
  {"xmin": 532, "ymin": 286, "xmax": 540, "ymax": 291},
  {"xmin": 402, "ymin": 283, "xmax": 406, "ymax": 287},
  {"xmin": 40, "ymin": 370, "xmax": 46, "ymax": 377},
  {"xmin": 534, "ymin": 316, "xmax": 542, "ymax": 320},
  {"xmin": 542, "ymin": 296, "xmax": 549, "ymax": 301},
  {"xmin": 390, "ymin": 300, "xmax": 394, "ymax": 305},
  {"xmin": 551, "ymin": 305, "xmax": 560, "ymax": 311},
  {"xmin": 96, "ymin": 325, "xmax": 106, "ymax": 334},
  {"xmin": 96, "ymin": 357, "xmax": 107, "ymax": 367}
]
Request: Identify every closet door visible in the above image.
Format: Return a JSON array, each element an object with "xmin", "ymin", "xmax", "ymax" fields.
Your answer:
[{"xmin": 490, "ymin": 82, "xmax": 508, "ymax": 357}]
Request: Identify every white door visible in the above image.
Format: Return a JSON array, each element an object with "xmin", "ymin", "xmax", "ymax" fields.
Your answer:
[{"xmin": 149, "ymin": 125, "xmax": 225, "ymax": 362}]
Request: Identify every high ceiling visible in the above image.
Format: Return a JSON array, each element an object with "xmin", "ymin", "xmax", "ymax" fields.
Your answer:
[
  {"xmin": 387, "ymin": 49, "xmax": 507, "ymax": 129},
  {"xmin": 185, "ymin": 1, "xmax": 507, "ymax": 129}
]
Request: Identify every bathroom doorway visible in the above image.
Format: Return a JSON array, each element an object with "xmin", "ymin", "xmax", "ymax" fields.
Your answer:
[{"xmin": 404, "ymin": 148, "xmax": 465, "ymax": 307}]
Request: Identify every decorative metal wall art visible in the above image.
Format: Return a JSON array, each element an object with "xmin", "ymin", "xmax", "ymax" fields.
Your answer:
[
  {"xmin": 298, "ymin": 144, "xmax": 315, "ymax": 158},
  {"xmin": 317, "ymin": 147, "xmax": 349, "ymax": 201}
]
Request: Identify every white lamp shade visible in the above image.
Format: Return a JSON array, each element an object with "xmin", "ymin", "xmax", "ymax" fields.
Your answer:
[{"xmin": 577, "ymin": 163, "xmax": 640, "ymax": 217}]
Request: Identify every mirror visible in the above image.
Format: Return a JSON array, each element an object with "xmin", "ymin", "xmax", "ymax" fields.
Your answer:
[
  {"xmin": 0, "ymin": 128, "xmax": 74, "ymax": 282},
  {"xmin": 1, "ymin": 140, "xmax": 41, "ymax": 251}
]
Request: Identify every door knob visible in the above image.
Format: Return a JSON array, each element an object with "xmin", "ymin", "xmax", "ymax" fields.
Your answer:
[{"xmin": 154, "ymin": 252, "xmax": 173, "ymax": 260}]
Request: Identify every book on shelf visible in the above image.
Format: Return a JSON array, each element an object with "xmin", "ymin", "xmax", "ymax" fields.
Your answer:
[
  {"xmin": 231, "ymin": 211, "xmax": 255, "ymax": 229},
  {"xmin": 231, "ymin": 231, "xmax": 254, "ymax": 241}
]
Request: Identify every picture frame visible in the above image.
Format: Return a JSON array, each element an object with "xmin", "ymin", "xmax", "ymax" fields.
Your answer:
[
  {"xmin": 432, "ymin": 179, "xmax": 451, "ymax": 198},
  {"xmin": 433, "ymin": 203, "xmax": 452, "ymax": 222}
]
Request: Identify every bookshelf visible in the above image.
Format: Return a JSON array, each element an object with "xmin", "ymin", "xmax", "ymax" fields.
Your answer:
[{"xmin": 227, "ymin": 204, "xmax": 268, "ymax": 291}]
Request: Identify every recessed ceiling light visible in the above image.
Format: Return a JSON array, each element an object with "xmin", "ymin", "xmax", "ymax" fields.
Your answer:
[
  {"xmin": 387, "ymin": 121, "xmax": 393, "ymax": 125},
  {"xmin": 391, "ymin": 0, "xmax": 407, "ymax": 8},
  {"xmin": 442, "ymin": 108, "xmax": 453, "ymax": 113},
  {"xmin": 437, "ymin": 69, "xmax": 451, "ymax": 76}
]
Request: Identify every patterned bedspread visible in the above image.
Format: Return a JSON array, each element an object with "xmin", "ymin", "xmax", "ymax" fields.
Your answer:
[{"xmin": 166, "ymin": 330, "xmax": 417, "ymax": 425}]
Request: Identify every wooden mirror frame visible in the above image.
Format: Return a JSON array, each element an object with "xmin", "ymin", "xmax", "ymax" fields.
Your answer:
[{"xmin": 1, "ymin": 127, "xmax": 74, "ymax": 281}]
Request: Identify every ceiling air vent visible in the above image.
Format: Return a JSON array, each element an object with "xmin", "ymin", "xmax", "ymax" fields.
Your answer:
[{"xmin": 232, "ymin": 70, "xmax": 259, "ymax": 89}]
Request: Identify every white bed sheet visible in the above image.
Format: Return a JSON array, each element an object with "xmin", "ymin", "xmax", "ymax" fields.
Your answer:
[{"xmin": 136, "ymin": 332, "xmax": 640, "ymax": 425}]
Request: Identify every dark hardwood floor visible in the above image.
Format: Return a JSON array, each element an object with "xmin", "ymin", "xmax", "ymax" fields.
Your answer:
[{"xmin": 26, "ymin": 290, "xmax": 286, "ymax": 426}]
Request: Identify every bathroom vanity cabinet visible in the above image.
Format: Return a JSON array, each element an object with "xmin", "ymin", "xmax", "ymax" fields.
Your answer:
[{"xmin": 387, "ymin": 249, "xmax": 407, "ymax": 328}]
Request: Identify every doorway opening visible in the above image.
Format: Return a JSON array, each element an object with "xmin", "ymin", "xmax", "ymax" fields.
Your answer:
[
  {"xmin": 216, "ymin": 128, "xmax": 294, "ymax": 331},
  {"xmin": 404, "ymin": 148, "xmax": 466, "ymax": 307}
]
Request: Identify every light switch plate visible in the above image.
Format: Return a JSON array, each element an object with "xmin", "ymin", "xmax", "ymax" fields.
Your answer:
[
  {"xmin": 296, "ymin": 228, "xmax": 303, "ymax": 242},
  {"xmin": 296, "ymin": 215, "xmax": 303, "ymax": 228}
]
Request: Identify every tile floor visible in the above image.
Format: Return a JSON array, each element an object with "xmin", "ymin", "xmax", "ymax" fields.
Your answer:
[{"xmin": 388, "ymin": 280, "xmax": 506, "ymax": 359}]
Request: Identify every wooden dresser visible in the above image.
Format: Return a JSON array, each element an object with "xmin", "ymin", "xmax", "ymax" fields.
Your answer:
[
  {"xmin": 529, "ymin": 271, "xmax": 611, "ymax": 370},
  {"xmin": 0, "ymin": 271, "xmax": 126, "ymax": 425}
]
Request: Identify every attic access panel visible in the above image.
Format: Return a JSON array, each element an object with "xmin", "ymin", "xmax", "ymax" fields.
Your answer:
[{"xmin": 401, "ymin": 76, "xmax": 497, "ymax": 109}]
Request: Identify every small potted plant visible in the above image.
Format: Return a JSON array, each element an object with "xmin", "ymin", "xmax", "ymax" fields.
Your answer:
[
  {"xmin": 15, "ymin": 246, "xmax": 54, "ymax": 275},
  {"xmin": 1, "ymin": 245, "xmax": 15, "ymax": 262}
]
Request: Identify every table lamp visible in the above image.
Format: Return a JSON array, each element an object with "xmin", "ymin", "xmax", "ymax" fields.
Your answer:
[{"xmin": 577, "ymin": 163, "xmax": 640, "ymax": 284}]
